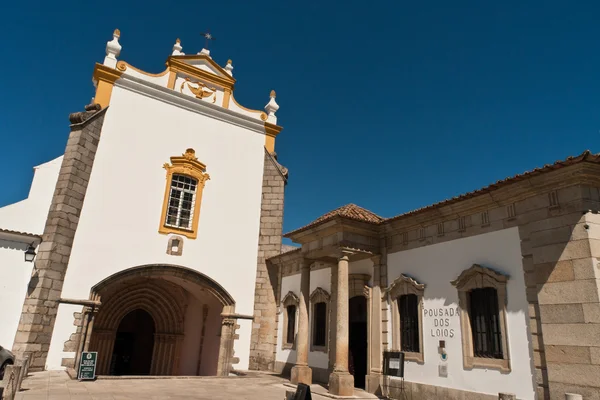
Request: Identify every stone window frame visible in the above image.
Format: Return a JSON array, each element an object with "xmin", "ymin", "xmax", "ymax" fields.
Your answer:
[
  {"xmin": 159, "ymin": 148, "xmax": 210, "ymax": 239},
  {"xmin": 388, "ymin": 274, "xmax": 425, "ymax": 363},
  {"xmin": 281, "ymin": 291, "xmax": 299, "ymax": 350},
  {"xmin": 451, "ymin": 264, "xmax": 511, "ymax": 372},
  {"xmin": 166, "ymin": 235, "xmax": 184, "ymax": 256},
  {"xmin": 309, "ymin": 287, "xmax": 330, "ymax": 353}
]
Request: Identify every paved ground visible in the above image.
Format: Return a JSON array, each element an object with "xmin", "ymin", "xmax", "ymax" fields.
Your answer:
[
  {"xmin": 14, "ymin": 371, "xmax": 291, "ymax": 400},
  {"xmin": 11, "ymin": 371, "xmax": 380, "ymax": 400}
]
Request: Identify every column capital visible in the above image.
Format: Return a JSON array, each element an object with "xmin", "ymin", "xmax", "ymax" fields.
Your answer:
[
  {"xmin": 301, "ymin": 258, "xmax": 313, "ymax": 269},
  {"xmin": 336, "ymin": 248, "xmax": 354, "ymax": 261},
  {"xmin": 370, "ymin": 254, "xmax": 382, "ymax": 266}
]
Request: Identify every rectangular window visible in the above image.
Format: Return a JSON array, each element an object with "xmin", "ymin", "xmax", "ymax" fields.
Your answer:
[
  {"xmin": 165, "ymin": 174, "xmax": 197, "ymax": 230},
  {"xmin": 286, "ymin": 305, "xmax": 296, "ymax": 345},
  {"xmin": 399, "ymin": 294, "xmax": 419, "ymax": 353},
  {"xmin": 469, "ymin": 288, "xmax": 503, "ymax": 359},
  {"xmin": 313, "ymin": 302, "xmax": 327, "ymax": 347}
]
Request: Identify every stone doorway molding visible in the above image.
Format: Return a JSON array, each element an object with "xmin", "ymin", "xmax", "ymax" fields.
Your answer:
[{"xmin": 66, "ymin": 264, "xmax": 237, "ymax": 377}]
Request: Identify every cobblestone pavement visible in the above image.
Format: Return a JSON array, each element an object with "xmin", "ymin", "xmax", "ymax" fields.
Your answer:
[{"xmin": 14, "ymin": 370, "xmax": 291, "ymax": 400}]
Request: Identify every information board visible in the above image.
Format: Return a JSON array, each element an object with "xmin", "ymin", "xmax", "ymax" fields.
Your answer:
[
  {"xmin": 78, "ymin": 352, "xmax": 98, "ymax": 380},
  {"xmin": 383, "ymin": 351, "xmax": 405, "ymax": 378}
]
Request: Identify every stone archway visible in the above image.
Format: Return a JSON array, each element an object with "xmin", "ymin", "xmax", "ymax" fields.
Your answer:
[{"xmin": 73, "ymin": 264, "xmax": 236, "ymax": 376}]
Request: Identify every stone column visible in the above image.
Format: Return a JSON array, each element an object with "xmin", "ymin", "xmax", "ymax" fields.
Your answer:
[
  {"xmin": 328, "ymin": 250, "xmax": 354, "ymax": 396},
  {"xmin": 366, "ymin": 255, "xmax": 383, "ymax": 394},
  {"xmin": 291, "ymin": 259, "xmax": 312, "ymax": 384},
  {"xmin": 217, "ymin": 318, "xmax": 236, "ymax": 376}
]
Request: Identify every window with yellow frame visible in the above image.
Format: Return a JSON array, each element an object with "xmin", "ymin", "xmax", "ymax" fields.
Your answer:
[{"xmin": 159, "ymin": 148, "xmax": 210, "ymax": 239}]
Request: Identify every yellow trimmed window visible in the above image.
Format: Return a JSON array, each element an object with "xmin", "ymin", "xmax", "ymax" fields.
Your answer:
[{"xmin": 159, "ymin": 149, "xmax": 210, "ymax": 239}]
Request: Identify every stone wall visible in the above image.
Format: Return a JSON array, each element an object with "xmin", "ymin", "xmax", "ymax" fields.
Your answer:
[
  {"xmin": 386, "ymin": 379, "xmax": 499, "ymax": 400},
  {"xmin": 517, "ymin": 186, "xmax": 600, "ymax": 400},
  {"xmin": 11, "ymin": 104, "xmax": 107, "ymax": 370},
  {"xmin": 248, "ymin": 150, "xmax": 287, "ymax": 371}
]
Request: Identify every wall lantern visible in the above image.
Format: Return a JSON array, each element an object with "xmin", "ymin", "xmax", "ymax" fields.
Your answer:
[{"xmin": 24, "ymin": 244, "xmax": 37, "ymax": 262}]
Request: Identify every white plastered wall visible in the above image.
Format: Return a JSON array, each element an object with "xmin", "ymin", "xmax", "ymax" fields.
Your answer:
[
  {"xmin": 0, "ymin": 242, "xmax": 34, "ymax": 349},
  {"xmin": 46, "ymin": 83, "xmax": 266, "ymax": 371},
  {"xmin": 386, "ymin": 227, "xmax": 535, "ymax": 400},
  {"xmin": 0, "ymin": 156, "xmax": 62, "ymax": 234}
]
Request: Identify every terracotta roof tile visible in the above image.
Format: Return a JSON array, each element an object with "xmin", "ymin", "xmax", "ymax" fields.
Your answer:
[
  {"xmin": 285, "ymin": 203, "xmax": 383, "ymax": 236},
  {"xmin": 285, "ymin": 150, "xmax": 600, "ymax": 237}
]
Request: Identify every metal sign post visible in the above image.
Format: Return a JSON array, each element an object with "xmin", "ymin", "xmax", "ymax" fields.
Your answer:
[{"xmin": 382, "ymin": 351, "xmax": 405, "ymax": 399}]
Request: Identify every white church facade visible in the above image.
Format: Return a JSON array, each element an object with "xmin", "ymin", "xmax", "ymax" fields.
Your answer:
[{"xmin": 1, "ymin": 31, "xmax": 600, "ymax": 400}]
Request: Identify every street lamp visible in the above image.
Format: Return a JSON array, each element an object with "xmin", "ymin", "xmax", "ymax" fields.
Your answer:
[{"xmin": 24, "ymin": 244, "xmax": 36, "ymax": 262}]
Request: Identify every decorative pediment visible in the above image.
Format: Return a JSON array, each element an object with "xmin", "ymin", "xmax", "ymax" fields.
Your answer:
[
  {"xmin": 310, "ymin": 287, "xmax": 330, "ymax": 303},
  {"xmin": 451, "ymin": 264, "xmax": 509, "ymax": 291},
  {"xmin": 282, "ymin": 291, "xmax": 299, "ymax": 307},
  {"xmin": 163, "ymin": 148, "xmax": 210, "ymax": 186},
  {"xmin": 388, "ymin": 274, "xmax": 425, "ymax": 299}
]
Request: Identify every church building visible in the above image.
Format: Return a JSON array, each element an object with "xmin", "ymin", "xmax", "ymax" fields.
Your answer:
[
  {"xmin": 1, "ymin": 30, "xmax": 286, "ymax": 379},
  {"xmin": 1, "ymin": 31, "xmax": 599, "ymax": 400}
]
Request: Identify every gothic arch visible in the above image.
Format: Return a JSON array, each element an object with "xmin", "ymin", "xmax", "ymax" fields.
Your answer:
[
  {"xmin": 91, "ymin": 264, "xmax": 235, "ymax": 307},
  {"xmin": 78, "ymin": 264, "xmax": 237, "ymax": 377}
]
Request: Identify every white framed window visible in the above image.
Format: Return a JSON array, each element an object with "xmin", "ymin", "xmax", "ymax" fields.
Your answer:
[{"xmin": 165, "ymin": 174, "xmax": 197, "ymax": 230}]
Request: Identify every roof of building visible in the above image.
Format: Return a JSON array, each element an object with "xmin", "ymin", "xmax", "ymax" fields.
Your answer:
[
  {"xmin": 386, "ymin": 149, "xmax": 600, "ymax": 222},
  {"xmin": 285, "ymin": 150, "xmax": 600, "ymax": 236},
  {"xmin": 285, "ymin": 203, "xmax": 384, "ymax": 237},
  {"xmin": 0, "ymin": 228, "xmax": 42, "ymax": 241}
]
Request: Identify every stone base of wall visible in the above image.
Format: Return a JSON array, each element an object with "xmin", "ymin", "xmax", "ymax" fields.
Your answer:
[
  {"xmin": 274, "ymin": 361, "xmax": 329, "ymax": 384},
  {"xmin": 387, "ymin": 379, "xmax": 498, "ymax": 400},
  {"xmin": 275, "ymin": 364, "xmax": 501, "ymax": 399}
]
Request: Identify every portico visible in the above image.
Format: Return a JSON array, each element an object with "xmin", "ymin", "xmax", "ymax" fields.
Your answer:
[{"xmin": 271, "ymin": 204, "xmax": 385, "ymax": 397}]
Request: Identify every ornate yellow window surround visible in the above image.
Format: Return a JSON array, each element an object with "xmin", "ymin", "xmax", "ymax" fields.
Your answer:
[{"xmin": 159, "ymin": 148, "xmax": 210, "ymax": 239}]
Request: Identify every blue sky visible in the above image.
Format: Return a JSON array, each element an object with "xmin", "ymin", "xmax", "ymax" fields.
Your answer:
[{"xmin": 1, "ymin": 1, "xmax": 599, "ymax": 235}]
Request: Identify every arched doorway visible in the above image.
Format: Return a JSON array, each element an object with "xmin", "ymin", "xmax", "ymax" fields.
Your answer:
[
  {"xmin": 349, "ymin": 296, "xmax": 368, "ymax": 389},
  {"xmin": 80, "ymin": 265, "xmax": 236, "ymax": 377},
  {"xmin": 110, "ymin": 309, "xmax": 155, "ymax": 375}
]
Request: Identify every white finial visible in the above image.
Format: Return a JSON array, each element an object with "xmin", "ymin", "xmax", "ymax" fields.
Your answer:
[
  {"xmin": 225, "ymin": 59, "xmax": 233, "ymax": 76},
  {"xmin": 103, "ymin": 29, "xmax": 122, "ymax": 69},
  {"xmin": 198, "ymin": 48, "xmax": 211, "ymax": 58},
  {"xmin": 264, "ymin": 90, "xmax": 279, "ymax": 123},
  {"xmin": 172, "ymin": 38, "xmax": 184, "ymax": 56}
]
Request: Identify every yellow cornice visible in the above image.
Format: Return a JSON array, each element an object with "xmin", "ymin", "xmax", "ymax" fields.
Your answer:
[
  {"xmin": 230, "ymin": 93, "xmax": 266, "ymax": 118},
  {"xmin": 93, "ymin": 63, "xmax": 123, "ymax": 84},
  {"xmin": 166, "ymin": 57, "xmax": 235, "ymax": 90},
  {"xmin": 92, "ymin": 63, "xmax": 123, "ymax": 108},
  {"xmin": 264, "ymin": 122, "xmax": 283, "ymax": 153},
  {"xmin": 116, "ymin": 60, "xmax": 170, "ymax": 77},
  {"xmin": 264, "ymin": 122, "xmax": 283, "ymax": 138},
  {"xmin": 169, "ymin": 55, "xmax": 236, "ymax": 83}
]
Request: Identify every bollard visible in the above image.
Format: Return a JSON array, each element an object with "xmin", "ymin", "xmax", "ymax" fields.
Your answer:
[
  {"xmin": 1, "ymin": 365, "xmax": 22, "ymax": 400},
  {"xmin": 22, "ymin": 356, "xmax": 31, "ymax": 380},
  {"xmin": 565, "ymin": 394, "xmax": 583, "ymax": 400},
  {"xmin": 17, "ymin": 357, "xmax": 30, "ymax": 391},
  {"xmin": 499, "ymin": 394, "xmax": 516, "ymax": 400}
]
